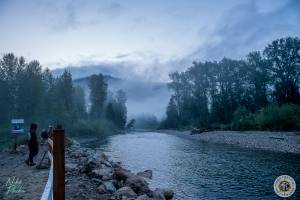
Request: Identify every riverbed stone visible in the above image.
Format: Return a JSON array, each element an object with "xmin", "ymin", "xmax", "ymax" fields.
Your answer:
[
  {"xmin": 113, "ymin": 167, "xmax": 134, "ymax": 181},
  {"xmin": 65, "ymin": 163, "xmax": 77, "ymax": 172},
  {"xmin": 125, "ymin": 175, "xmax": 151, "ymax": 195},
  {"xmin": 91, "ymin": 168, "xmax": 112, "ymax": 179},
  {"xmin": 152, "ymin": 188, "xmax": 174, "ymax": 200},
  {"xmin": 97, "ymin": 184, "xmax": 107, "ymax": 194},
  {"xmin": 114, "ymin": 186, "xmax": 137, "ymax": 198},
  {"xmin": 136, "ymin": 194, "xmax": 152, "ymax": 200},
  {"xmin": 137, "ymin": 170, "xmax": 153, "ymax": 179},
  {"xmin": 162, "ymin": 189, "xmax": 174, "ymax": 200},
  {"xmin": 103, "ymin": 180, "xmax": 116, "ymax": 193}
]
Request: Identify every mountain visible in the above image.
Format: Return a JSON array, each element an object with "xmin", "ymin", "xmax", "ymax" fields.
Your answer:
[
  {"xmin": 73, "ymin": 74, "xmax": 171, "ymax": 119},
  {"xmin": 52, "ymin": 64, "xmax": 131, "ymax": 80}
]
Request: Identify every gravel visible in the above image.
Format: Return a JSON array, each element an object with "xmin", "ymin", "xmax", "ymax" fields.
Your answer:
[{"xmin": 161, "ymin": 130, "xmax": 300, "ymax": 154}]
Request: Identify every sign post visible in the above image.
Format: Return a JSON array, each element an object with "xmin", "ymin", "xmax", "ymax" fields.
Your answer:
[{"xmin": 11, "ymin": 119, "xmax": 25, "ymax": 151}]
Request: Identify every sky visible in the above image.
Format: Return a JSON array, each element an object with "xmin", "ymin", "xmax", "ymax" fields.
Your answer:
[{"xmin": 0, "ymin": 0, "xmax": 299, "ymax": 81}]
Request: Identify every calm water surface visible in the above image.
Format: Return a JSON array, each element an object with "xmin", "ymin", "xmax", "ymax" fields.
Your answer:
[{"xmin": 84, "ymin": 132, "xmax": 300, "ymax": 200}]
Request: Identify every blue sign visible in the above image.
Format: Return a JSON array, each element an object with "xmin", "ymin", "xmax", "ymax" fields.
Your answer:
[{"xmin": 11, "ymin": 119, "xmax": 25, "ymax": 134}]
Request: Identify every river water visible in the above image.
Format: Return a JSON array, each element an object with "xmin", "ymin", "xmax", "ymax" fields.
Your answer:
[{"xmin": 83, "ymin": 131, "xmax": 300, "ymax": 199}]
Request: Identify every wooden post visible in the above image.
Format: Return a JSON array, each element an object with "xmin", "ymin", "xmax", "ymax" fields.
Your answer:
[{"xmin": 53, "ymin": 129, "xmax": 65, "ymax": 200}]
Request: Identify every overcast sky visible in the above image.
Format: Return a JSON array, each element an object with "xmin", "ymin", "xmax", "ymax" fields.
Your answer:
[{"xmin": 0, "ymin": 0, "xmax": 299, "ymax": 81}]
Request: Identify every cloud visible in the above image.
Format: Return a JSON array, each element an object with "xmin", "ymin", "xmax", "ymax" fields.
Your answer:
[
  {"xmin": 190, "ymin": 0, "xmax": 300, "ymax": 61},
  {"xmin": 30, "ymin": 0, "xmax": 125, "ymax": 31}
]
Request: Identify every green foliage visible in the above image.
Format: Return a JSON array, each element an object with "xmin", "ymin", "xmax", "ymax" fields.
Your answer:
[
  {"xmin": 5, "ymin": 177, "xmax": 25, "ymax": 195},
  {"xmin": 105, "ymin": 90, "xmax": 127, "ymax": 129},
  {"xmin": 164, "ymin": 37, "xmax": 300, "ymax": 131},
  {"xmin": 232, "ymin": 107, "xmax": 256, "ymax": 130},
  {"xmin": 89, "ymin": 74, "xmax": 107, "ymax": 118},
  {"xmin": 0, "ymin": 53, "xmax": 128, "ymax": 144},
  {"xmin": 68, "ymin": 118, "xmax": 117, "ymax": 138},
  {"xmin": 255, "ymin": 104, "xmax": 300, "ymax": 131}
]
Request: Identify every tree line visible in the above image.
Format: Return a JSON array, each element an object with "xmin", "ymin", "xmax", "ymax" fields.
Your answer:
[
  {"xmin": 0, "ymin": 53, "xmax": 127, "ymax": 136},
  {"xmin": 163, "ymin": 37, "xmax": 300, "ymax": 131}
]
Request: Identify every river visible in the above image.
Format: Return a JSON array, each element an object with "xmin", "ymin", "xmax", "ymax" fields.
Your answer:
[{"xmin": 83, "ymin": 131, "xmax": 300, "ymax": 199}]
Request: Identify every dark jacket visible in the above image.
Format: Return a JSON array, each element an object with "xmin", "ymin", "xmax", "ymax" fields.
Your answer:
[{"xmin": 28, "ymin": 131, "xmax": 39, "ymax": 151}]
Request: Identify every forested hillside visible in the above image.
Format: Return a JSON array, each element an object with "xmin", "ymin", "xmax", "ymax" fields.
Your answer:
[
  {"xmin": 163, "ymin": 37, "xmax": 300, "ymax": 131},
  {"xmin": 0, "ymin": 54, "xmax": 127, "ymax": 138}
]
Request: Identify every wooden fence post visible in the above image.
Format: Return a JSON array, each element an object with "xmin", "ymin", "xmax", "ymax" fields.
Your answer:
[{"xmin": 53, "ymin": 129, "xmax": 65, "ymax": 200}]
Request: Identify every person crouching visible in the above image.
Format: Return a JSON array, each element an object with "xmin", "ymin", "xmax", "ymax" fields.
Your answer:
[{"xmin": 25, "ymin": 123, "xmax": 39, "ymax": 166}]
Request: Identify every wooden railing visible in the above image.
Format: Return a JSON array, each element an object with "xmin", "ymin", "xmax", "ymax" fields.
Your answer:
[{"xmin": 41, "ymin": 129, "xmax": 65, "ymax": 200}]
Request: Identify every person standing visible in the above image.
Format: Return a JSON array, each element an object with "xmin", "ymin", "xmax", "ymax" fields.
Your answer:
[{"xmin": 25, "ymin": 123, "xmax": 39, "ymax": 166}]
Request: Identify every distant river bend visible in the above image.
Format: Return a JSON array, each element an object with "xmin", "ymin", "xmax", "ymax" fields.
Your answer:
[{"xmin": 83, "ymin": 131, "xmax": 300, "ymax": 200}]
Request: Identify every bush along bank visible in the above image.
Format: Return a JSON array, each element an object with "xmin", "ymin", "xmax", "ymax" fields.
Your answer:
[{"xmin": 65, "ymin": 139, "xmax": 174, "ymax": 200}]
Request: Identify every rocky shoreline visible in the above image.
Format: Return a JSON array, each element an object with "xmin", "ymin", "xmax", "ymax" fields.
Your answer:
[
  {"xmin": 160, "ymin": 130, "xmax": 300, "ymax": 154},
  {"xmin": 65, "ymin": 139, "xmax": 174, "ymax": 200}
]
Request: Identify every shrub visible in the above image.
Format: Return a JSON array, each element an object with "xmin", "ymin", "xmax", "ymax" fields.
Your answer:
[
  {"xmin": 231, "ymin": 107, "xmax": 256, "ymax": 130},
  {"xmin": 68, "ymin": 118, "xmax": 118, "ymax": 138},
  {"xmin": 255, "ymin": 104, "xmax": 300, "ymax": 131}
]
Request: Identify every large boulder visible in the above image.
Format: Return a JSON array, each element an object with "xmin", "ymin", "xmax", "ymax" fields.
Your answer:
[
  {"xmin": 152, "ymin": 188, "xmax": 174, "ymax": 200},
  {"xmin": 113, "ymin": 167, "xmax": 134, "ymax": 182},
  {"xmin": 114, "ymin": 186, "xmax": 137, "ymax": 198},
  {"xmin": 137, "ymin": 170, "xmax": 153, "ymax": 179},
  {"xmin": 151, "ymin": 189, "xmax": 166, "ymax": 200},
  {"xmin": 103, "ymin": 181, "xmax": 116, "ymax": 193},
  {"xmin": 162, "ymin": 189, "xmax": 174, "ymax": 200},
  {"xmin": 125, "ymin": 175, "xmax": 151, "ymax": 195}
]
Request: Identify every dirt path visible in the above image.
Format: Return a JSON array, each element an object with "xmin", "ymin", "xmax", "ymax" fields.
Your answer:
[{"xmin": 0, "ymin": 145, "xmax": 49, "ymax": 200}]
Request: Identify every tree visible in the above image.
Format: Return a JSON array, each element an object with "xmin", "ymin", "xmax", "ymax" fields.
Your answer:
[
  {"xmin": 115, "ymin": 90, "xmax": 127, "ymax": 129},
  {"xmin": 264, "ymin": 37, "xmax": 300, "ymax": 104},
  {"xmin": 246, "ymin": 51, "xmax": 269, "ymax": 110},
  {"xmin": 89, "ymin": 74, "xmax": 107, "ymax": 118},
  {"xmin": 165, "ymin": 95, "xmax": 179, "ymax": 128},
  {"xmin": 53, "ymin": 70, "xmax": 74, "ymax": 125}
]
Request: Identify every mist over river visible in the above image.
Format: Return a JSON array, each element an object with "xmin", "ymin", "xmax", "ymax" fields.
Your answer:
[{"xmin": 83, "ymin": 131, "xmax": 300, "ymax": 199}]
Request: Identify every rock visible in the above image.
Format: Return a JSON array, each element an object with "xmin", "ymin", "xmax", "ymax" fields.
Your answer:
[
  {"xmin": 112, "ymin": 179, "xmax": 124, "ymax": 190},
  {"xmin": 137, "ymin": 170, "xmax": 153, "ymax": 179},
  {"xmin": 162, "ymin": 189, "xmax": 174, "ymax": 200},
  {"xmin": 91, "ymin": 178, "xmax": 102, "ymax": 184},
  {"xmin": 101, "ymin": 160, "xmax": 112, "ymax": 168},
  {"xmin": 136, "ymin": 194, "xmax": 152, "ymax": 200},
  {"xmin": 152, "ymin": 189, "xmax": 174, "ymax": 200},
  {"xmin": 65, "ymin": 163, "xmax": 77, "ymax": 172},
  {"xmin": 151, "ymin": 189, "xmax": 166, "ymax": 200},
  {"xmin": 114, "ymin": 186, "xmax": 137, "ymax": 198},
  {"xmin": 99, "ymin": 152, "xmax": 108, "ymax": 161},
  {"xmin": 79, "ymin": 158, "xmax": 97, "ymax": 174},
  {"xmin": 91, "ymin": 168, "xmax": 112, "ymax": 179},
  {"xmin": 97, "ymin": 184, "xmax": 107, "ymax": 194},
  {"xmin": 125, "ymin": 175, "xmax": 151, "ymax": 195},
  {"xmin": 113, "ymin": 167, "xmax": 134, "ymax": 181},
  {"xmin": 111, "ymin": 161, "xmax": 122, "ymax": 168},
  {"xmin": 103, "ymin": 180, "xmax": 116, "ymax": 193}
]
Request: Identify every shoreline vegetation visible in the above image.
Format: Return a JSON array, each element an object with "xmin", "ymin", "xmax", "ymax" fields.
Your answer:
[
  {"xmin": 159, "ymin": 129, "xmax": 300, "ymax": 155},
  {"xmin": 162, "ymin": 37, "xmax": 300, "ymax": 133}
]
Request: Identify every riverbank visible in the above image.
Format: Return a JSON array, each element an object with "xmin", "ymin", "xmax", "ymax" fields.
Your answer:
[
  {"xmin": 159, "ymin": 130, "xmax": 300, "ymax": 154},
  {"xmin": 0, "ymin": 139, "xmax": 174, "ymax": 200},
  {"xmin": 0, "ymin": 146, "xmax": 49, "ymax": 200},
  {"xmin": 65, "ymin": 139, "xmax": 174, "ymax": 200}
]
